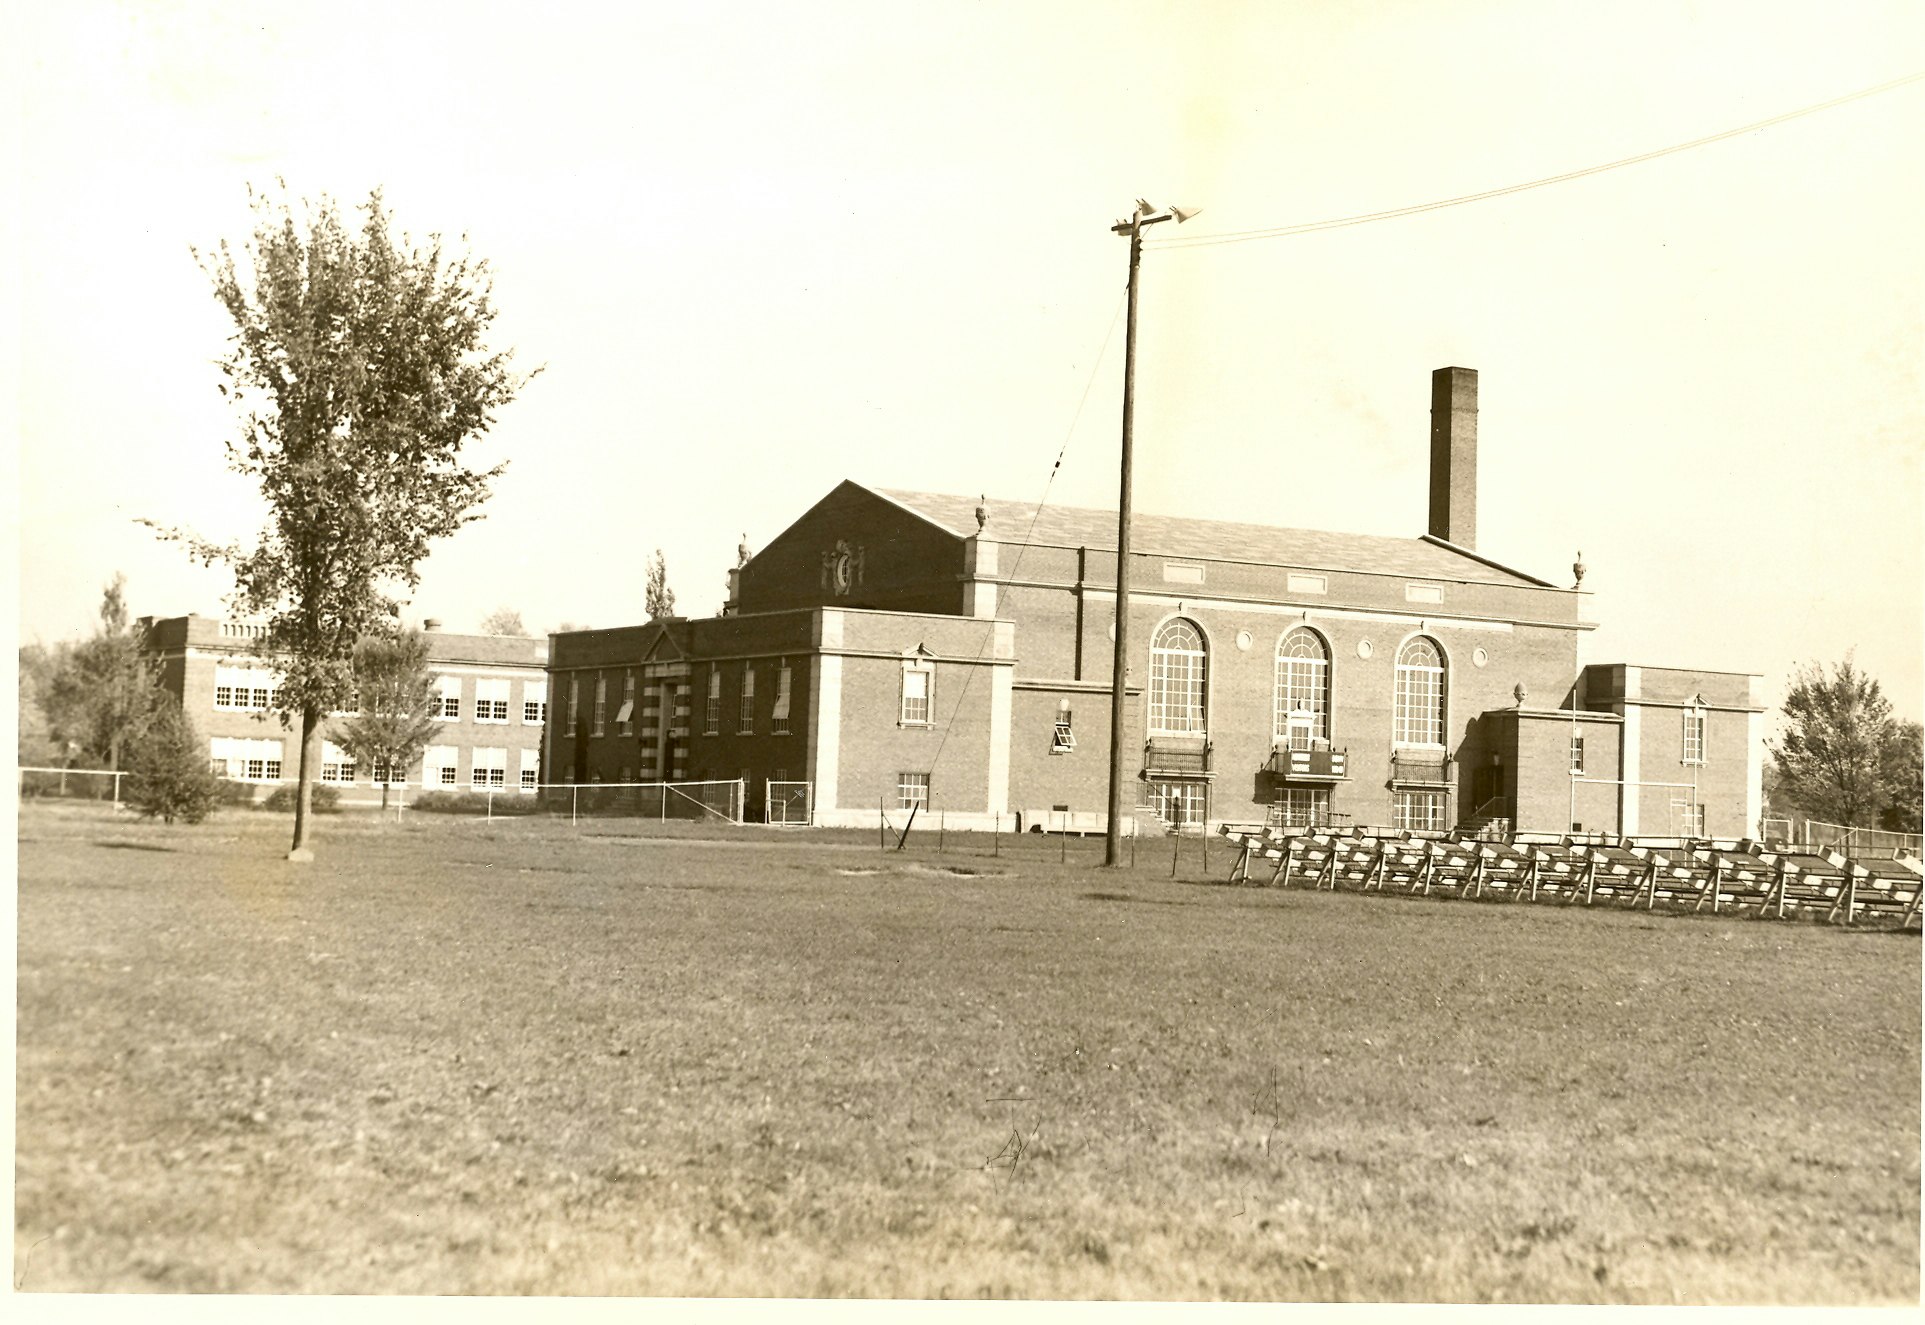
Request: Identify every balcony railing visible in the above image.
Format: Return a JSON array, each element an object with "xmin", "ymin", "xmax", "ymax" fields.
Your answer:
[
  {"xmin": 1263, "ymin": 744, "xmax": 1349, "ymax": 782},
  {"xmin": 1143, "ymin": 737, "xmax": 1212, "ymax": 778},
  {"xmin": 1389, "ymin": 749, "xmax": 1455, "ymax": 786}
]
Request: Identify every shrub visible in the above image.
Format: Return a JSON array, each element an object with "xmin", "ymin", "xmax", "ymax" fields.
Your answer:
[
  {"xmin": 406, "ymin": 789, "xmax": 541, "ymax": 816},
  {"xmin": 126, "ymin": 703, "xmax": 221, "ymax": 825},
  {"xmin": 260, "ymin": 783, "xmax": 342, "ymax": 814}
]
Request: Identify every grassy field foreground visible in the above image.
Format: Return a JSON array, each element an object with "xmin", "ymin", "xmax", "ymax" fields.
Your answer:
[{"xmin": 14, "ymin": 804, "xmax": 1921, "ymax": 1301}]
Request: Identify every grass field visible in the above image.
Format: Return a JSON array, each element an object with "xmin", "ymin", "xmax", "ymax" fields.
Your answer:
[{"xmin": 14, "ymin": 803, "xmax": 1920, "ymax": 1302}]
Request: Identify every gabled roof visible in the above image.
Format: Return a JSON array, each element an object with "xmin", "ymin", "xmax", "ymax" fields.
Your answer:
[{"xmin": 874, "ymin": 486, "xmax": 1554, "ymax": 588}]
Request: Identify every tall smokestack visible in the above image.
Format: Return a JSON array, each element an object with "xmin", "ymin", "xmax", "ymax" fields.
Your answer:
[{"xmin": 1428, "ymin": 366, "xmax": 1477, "ymax": 550}]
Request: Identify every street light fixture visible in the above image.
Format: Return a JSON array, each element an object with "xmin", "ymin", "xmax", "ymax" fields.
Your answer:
[{"xmin": 1105, "ymin": 199, "xmax": 1199, "ymax": 868}]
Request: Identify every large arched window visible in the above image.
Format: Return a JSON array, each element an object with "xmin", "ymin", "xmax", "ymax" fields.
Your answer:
[
  {"xmin": 1274, "ymin": 628, "xmax": 1330, "ymax": 747},
  {"xmin": 1393, "ymin": 636, "xmax": 1446, "ymax": 747},
  {"xmin": 1148, "ymin": 618, "xmax": 1208, "ymax": 735}
]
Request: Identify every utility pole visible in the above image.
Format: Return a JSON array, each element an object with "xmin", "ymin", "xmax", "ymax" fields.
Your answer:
[{"xmin": 1105, "ymin": 200, "xmax": 1197, "ymax": 867}]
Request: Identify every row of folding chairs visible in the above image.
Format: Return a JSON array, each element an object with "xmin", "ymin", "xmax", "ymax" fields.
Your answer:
[{"xmin": 1218, "ymin": 825, "xmax": 1922, "ymax": 928}]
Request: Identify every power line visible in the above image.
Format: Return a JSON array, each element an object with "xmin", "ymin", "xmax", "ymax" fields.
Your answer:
[
  {"xmin": 1150, "ymin": 70, "xmax": 1925, "ymax": 252},
  {"xmin": 919, "ymin": 290, "xmax": 1127, "ymax": 782}
]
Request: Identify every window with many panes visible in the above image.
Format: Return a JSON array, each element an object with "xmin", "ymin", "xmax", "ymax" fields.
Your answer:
[
  {"xmin": 897, "ymin": 771, "xmax": 930, "ymax": 810},
  {"xmin": 772, "ymin": 662, "xmax": 792, "ymax": 734},
  {"xmin": 471, "ymin": 747, "xmax": 507, "ymax": 788},
  {"xmin": 617, "ymin": 673, "xmax": 635, "ymax": 735},
  {"xmin": 1392, "ymin": 789, "xmax": 1448, "ymax": 832},
  {"xmin": 592, "ymin": 676, "xmax": 607, "ymax": 736},
  {"xmin": 1275, "ymin": 786, "xmax": 1329, "ymax": 829},
  {"xmin": 523, "ymin": 678, "xmax": 547, "ymax": 724},
  {"xmin": 210, "ymin": 737, "xmax": 284, "ymax": 781},
  {"xmin": 1052, "ymin": 705, "xmax": 1075, "ymax": 753},
  {"xmin": 567, "ymin": 676, "xmax": 579, "ymax": 730},
  {"xmin": 1149, "ymin": 618, "xmax": 1207, "ymax": 735},
  {"xmin": 1570, "ymin": 734, "xmax": 1585, "ymax": 773},
  {"xmin": 1274, "ymin": 627, "xmax": 1330, "ymax": 746},
  {"xmin": 739, "ymin": 665, "xmax": 755, "ymax": 733},
  {"xmin": 900, "ymin": 664, "xmax": 932, "ymax": 726},
  {"xmin": 1146, "ymin": 780, "xmax": 1206, "ymax": 825},
  {"xmin": 706, "ymin": 668, "xmax": 722, "ymax": 734},
  {"xmin": 371, "ymin": 758, "xmax": 399, "ymax": 785},
  {"xmin": 435, "ymin": 675, "xmax": 462, "ymax": 719},
  {"xmin": 320, "ymin": 740, "xmax": 356, "ymax": 784},
  {"xmin": 1680, "ymin": 801, "xmax": 1706, "ymax": 837},
  {"xmin": 1393, "ymin": 636, "xmax": 1446, "ymax": 746},
  {"xmin": 474, "ymin": 678, "xmax": 510, "ymax": 723},
  {"xmin": 426, "ymin": 745, "xmax": 459, "ymax": 787},
  {"xmin": 1682, "ymin": 705, "xmax": 1706, "ymax": 765}
]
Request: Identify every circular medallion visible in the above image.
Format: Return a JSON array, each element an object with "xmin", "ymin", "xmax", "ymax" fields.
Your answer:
[
  {"xmin": 832, "ymin": 552, "xmax": 852, "ymax": 594},
  {"xmin": 1473, "ymin": 647, "xmax": 1489, "ymax": 668},
  {"xmin": 1235, "ymin": 630, "xmax": 1252, "ymax": 652},
  {"xmin": 1356, "ymin": 639, "xmax": 1374, "ymax": 660}
]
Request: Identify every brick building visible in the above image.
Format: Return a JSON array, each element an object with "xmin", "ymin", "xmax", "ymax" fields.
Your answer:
[
  {"xmin": 139, "ymin": 615, "xmax": 549, "ymax": 805},
  {"xmin": 548, "ymin": 367, "xmax": 1763, "ymax": 835}
]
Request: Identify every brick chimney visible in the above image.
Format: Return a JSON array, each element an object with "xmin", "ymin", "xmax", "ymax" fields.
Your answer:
[{"xmin": 1428, "ymin": 366, "xmax": 1477, "ymax": 550}]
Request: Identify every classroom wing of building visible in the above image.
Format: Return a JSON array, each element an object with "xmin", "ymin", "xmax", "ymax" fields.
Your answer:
[{"xmin": 548, "ymin": 367, "xmax": 1764, "ymax": 837}]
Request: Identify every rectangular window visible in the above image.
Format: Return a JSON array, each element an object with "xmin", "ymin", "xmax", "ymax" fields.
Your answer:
[
  {"xmin": 706, "ymin": 668, "xmax": 722, "ymax": 734},
  {"xmin": 520, "ymin": 766, "xmax": 538, "ymax": 791},
  {"xmin": 426, "ymin": 745, "xmax": 459, "ymax": 787},
  {"xmin": 592, "ymin": 676, "xmax": 607, "ymax": 737},
  {"xmin": 1393, "ymin": 790, "xmax": 1448, "ymax": 832},
  {"xmin": 739, "ymin": 665, "xmax": 755, "ymax": 734},
  {"xmin": 1683, "ymin": 708, "xmax": 1706, "ymax": 765},
  {"xmin": 567, "ymin": 676, "xmax": 580, "ymax": 730},
  {"xmin": 435, "ymin": 675, "xmax": 462, "ymax": 720},
  {"xmin": 471, "ymin": 747, "xmax": 507, "ymax": 788},
  {"xmin": 1570, "ymin": 734, "xmax": 1585, "ymax": 774},
  {"xmin": 474, "ymin": 678, "xmax": 510, "ymax": 723},
  {"xmin": 897, "ymin": 771, "xmax": 930, "ymax": 811},
  {"xmin": 1275, "ymin": 787, "xmax": 1330, "ymax": 829},
  {"xmin": 1162, "ymin": 563, "xmax": 1205, "ymax": 585},
  {"xmin": 1147, "ymin": 781, "xmax": 1206, "ymax": 826},
  {"xmin": 211, "ymin": 736, "xmax": 284, "ymax": 780},
  {"xmin": 1286, "ymin": 572, "xmax": 1328, "ymax": 595},
  {"xmin": 371, "ymin": 758, "xmax": 399, "ymax": 785},
  {"xmin": 320, "ymin": 740, "xmax": 356, "ymax": 784},
  {"xmin": 901, "ymin": 666, "xmax": 931, "ymax": 725},
  {"xmin": 1393, "ymin": 664, "xmax": 1445, "ymax": 747},
  {"xmin": 523, "ymin": 678, "xmax": 548, "ymax": 725},
  {"xmin": 1681, "ymin": 801, "xmax": 1706, "ymax": 837},
  {"xmin": 1404, "ymin": 583, "xmax": 1444, "ymax": 605},
  {"xmin": 1052, "ymin": 707, "xmax": 1075, "ymax": 753},
  {"xmin": 617, "ymin": 673, "xmax": 636, "ymax": 735},
  {"xmin": 215, "ymin": 665, "xmax": 279, "ymax": 711},
  {"xmin": 772, "ymin": 662, "xmax": 793, "ymax": 735}
]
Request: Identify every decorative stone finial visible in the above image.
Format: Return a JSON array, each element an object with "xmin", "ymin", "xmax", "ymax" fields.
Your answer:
[
  {"xmin": 975, "ymin": 495, "xmax": 988, "ymax": 533},
  {"xmin": 1572, "ymin": 550, "xmax": 1586, "ymax": 588},
  {"xmin": 1513, "ymin": 681, "xmax": 1527, "ymax": 706},
  {"xmin": 736, "ymin": 534, "xmax": 752, "ymax": 569}
]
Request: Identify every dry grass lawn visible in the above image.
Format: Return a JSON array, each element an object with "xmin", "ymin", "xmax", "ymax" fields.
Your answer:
[{"xmin": 14, "ymin": 803, "xmax": 1920, "ymax": 1301}]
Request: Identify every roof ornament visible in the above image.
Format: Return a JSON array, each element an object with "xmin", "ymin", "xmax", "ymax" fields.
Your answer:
[
  {"xmin": 736, "ymin": 534, "xmax": 752, "ymax": 569},
  {"xmin": 975, "ymin": 495, "xmax": 987, "ymax": 533},
  {"xmin": 1572, "ymin": 550, "xmax": 1586, "ymax": 588},
  {"xmin": 1513, "ymin": 681, "xmax": 1528, "ymax": 707}
]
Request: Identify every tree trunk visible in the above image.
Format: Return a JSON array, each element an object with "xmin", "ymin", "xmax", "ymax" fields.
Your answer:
[{"xmin": 291, "ymin": 706, "xmax": 321, "ymax": 854}]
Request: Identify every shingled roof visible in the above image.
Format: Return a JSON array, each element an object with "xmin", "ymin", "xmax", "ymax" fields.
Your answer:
[{"xmin": 874, "ymin": 487, "xmax": 1553, "ymax": 588}]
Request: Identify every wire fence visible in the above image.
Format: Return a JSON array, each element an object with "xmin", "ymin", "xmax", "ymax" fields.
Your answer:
[{"xmin": 18, "ymin": 766, "xmax": 128, "ymax": 805}]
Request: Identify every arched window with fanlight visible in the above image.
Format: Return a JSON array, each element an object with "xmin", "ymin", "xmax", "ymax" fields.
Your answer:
[
  {"xmin": 1274, "ymin": 628, "xmax": 1331, "ymax": 749},
  {"xmin": 1392, "ymin": 635, "xmax": 1447, "ymax": 747},
  {"xmin": 1148, "ymin": 618, "xmax": 1208, "ymax": 735}
]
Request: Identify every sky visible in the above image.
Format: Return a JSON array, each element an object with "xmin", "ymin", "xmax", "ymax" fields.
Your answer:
[{"xmin": 7, "ymin": 0, "xmax": 1923, "ymax": 726}]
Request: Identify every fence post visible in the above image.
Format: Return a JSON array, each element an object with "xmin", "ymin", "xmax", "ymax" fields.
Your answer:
[
  {"xmin": 114, "ymin": 770, "xmax": 123, "ymax": 810},
  {"xmin": 879, "ymin": 797, "xmax": 886, "ymax": 850},
  {"xmin": 572, "ymin": 785, "xmax": 578, "ymax": 825},
  {"xmin": 994, "ymin": 814, "xmax": 1000, "ymax": 858},
  {"xmin": 487, "ymin": 788, "xmax": 494, "ymax": 821}
]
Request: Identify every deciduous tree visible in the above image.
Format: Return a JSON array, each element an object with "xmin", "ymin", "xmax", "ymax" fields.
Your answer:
[
  {"xmin": 1880, "ymin": 720, "xmax": 1922, "ymax": 834},
  {"xmin": 38, "ymin": 576, "xmax": 157, "ymax": 771},
  {"xmin": 330, "ymin": 629, "xmax": 444, "ymax": 809},
  {"xmin": 479, "ymin": 607, "xmax": 529, "ymax": 637},
  {"xmin": 1771, "ymin": 658, "xmax": 1896, "ymax": 829},
  {"xmin": 152, "ymin": 185, "xmax": 534, "ymax": 858},
  {"xmin": 646, "ymin": 550, "xmax": 675, "ymax": 620}
]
